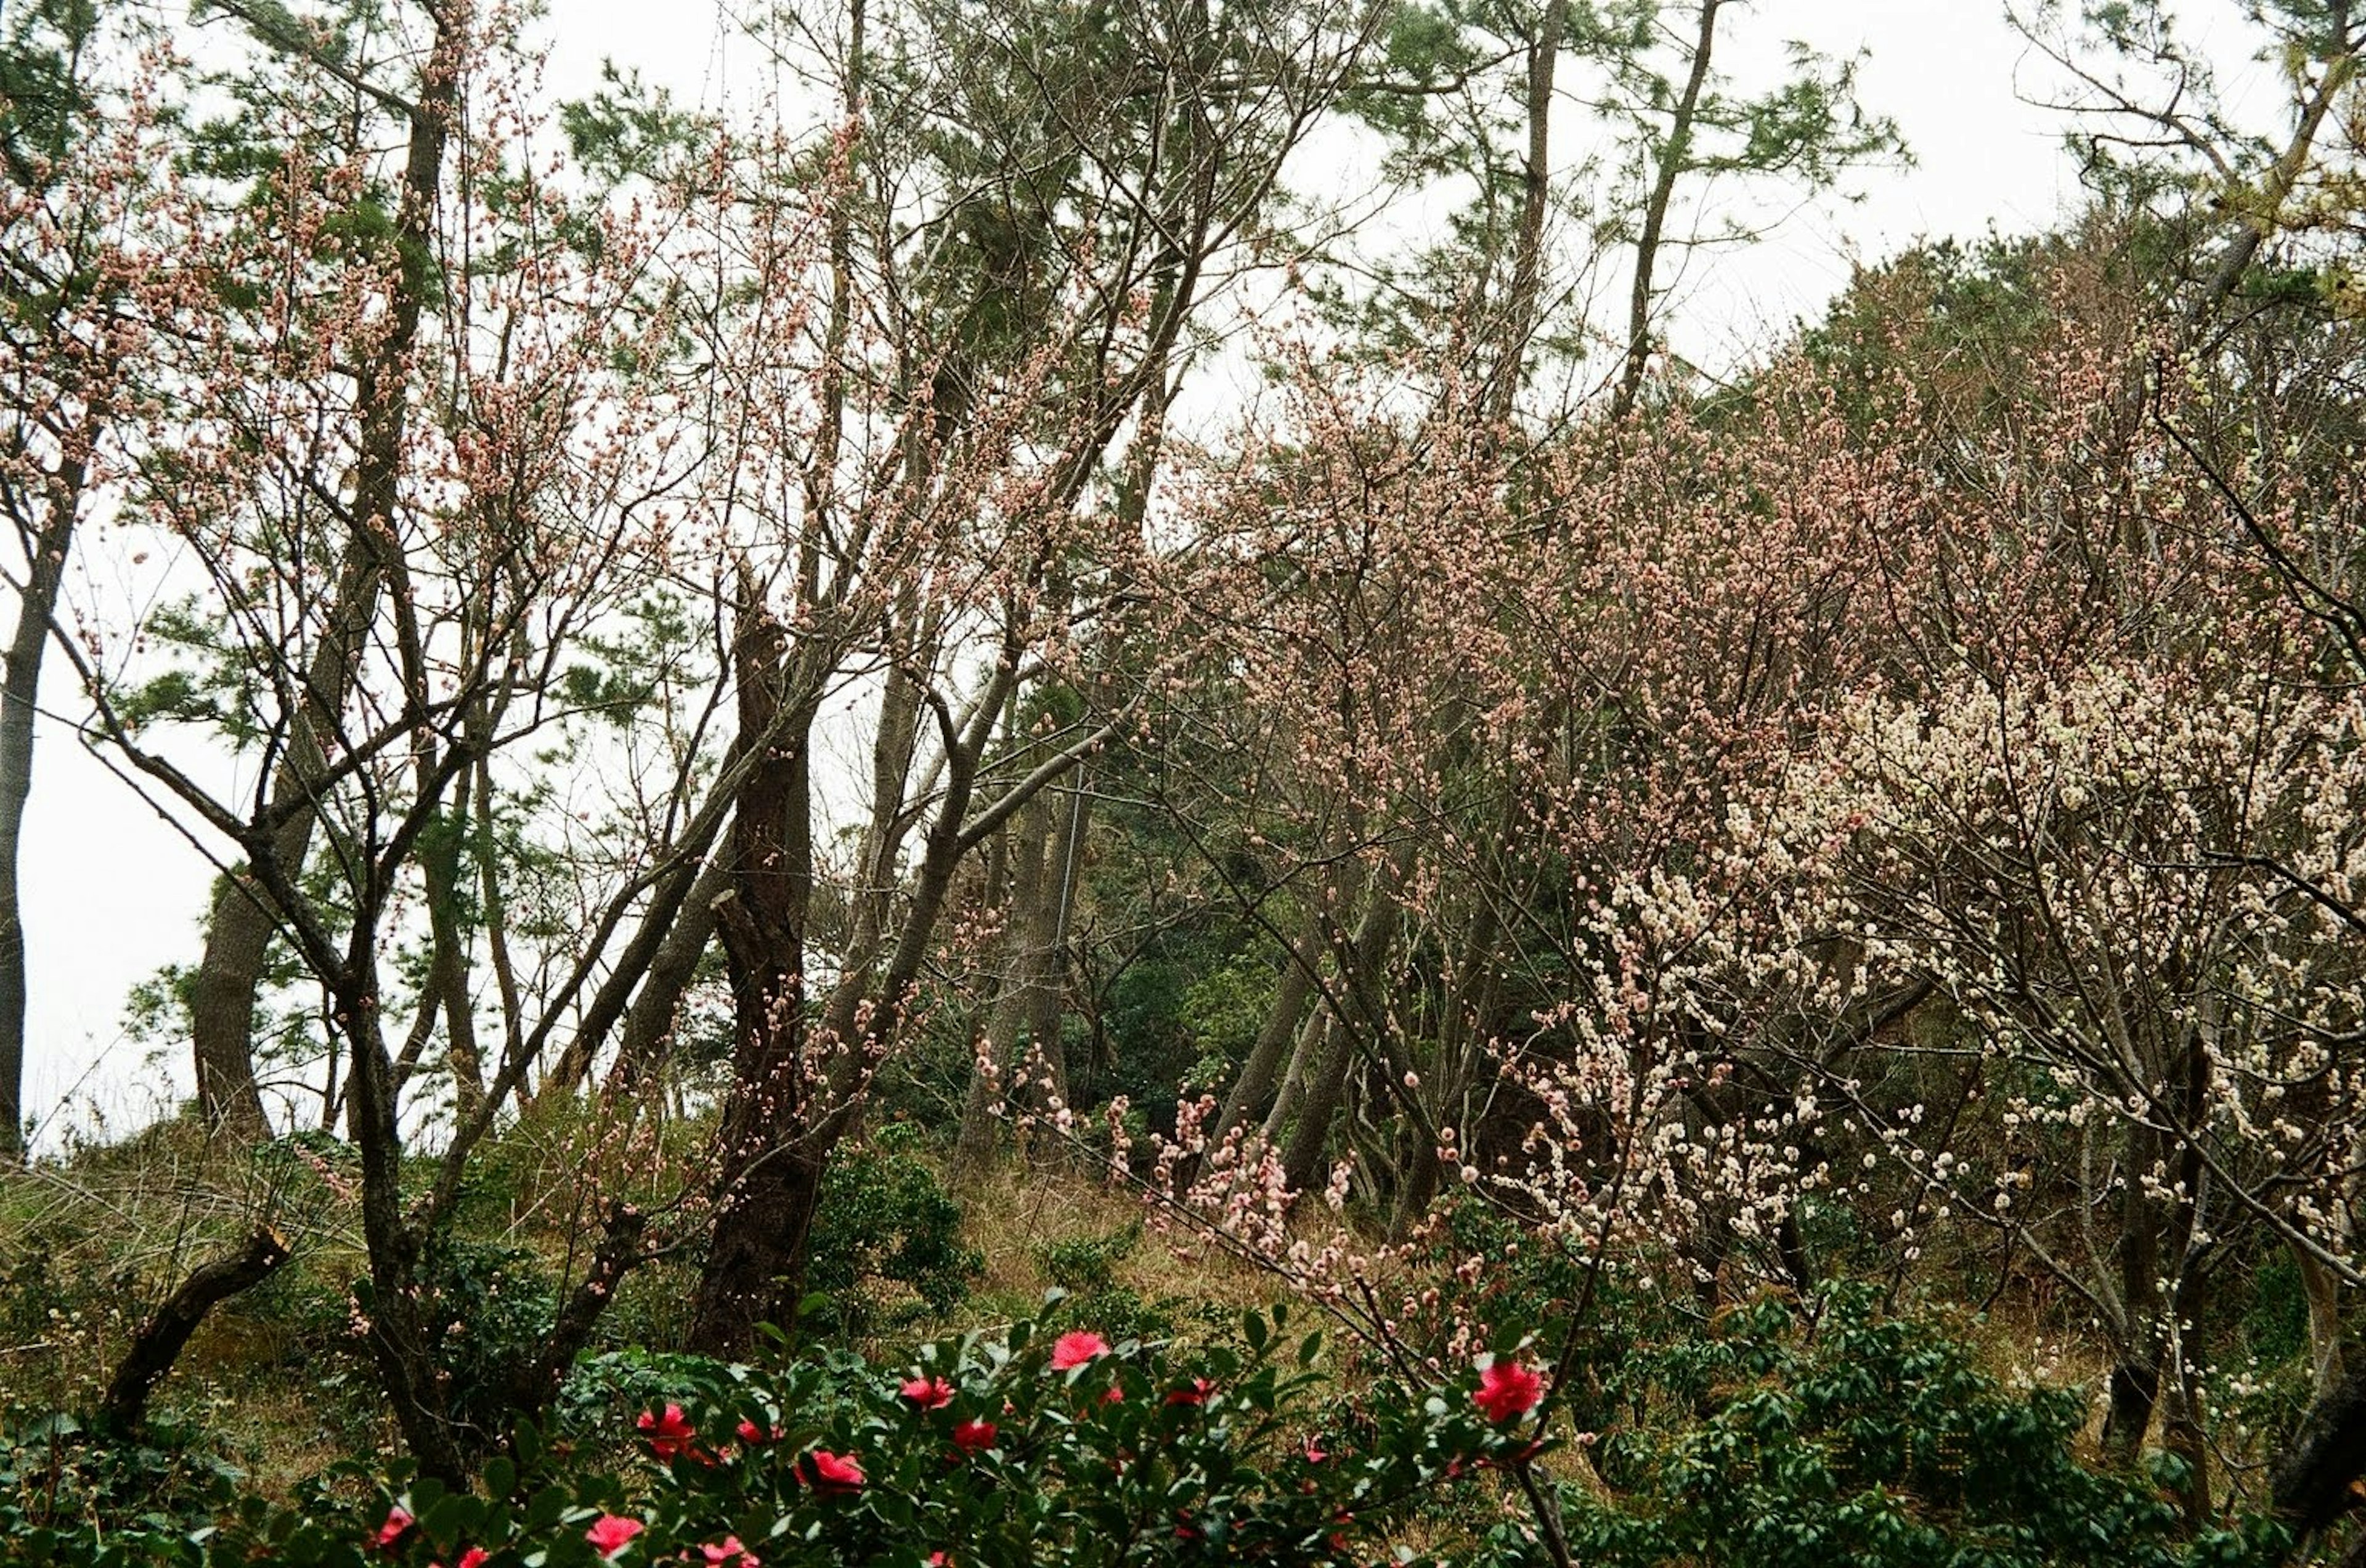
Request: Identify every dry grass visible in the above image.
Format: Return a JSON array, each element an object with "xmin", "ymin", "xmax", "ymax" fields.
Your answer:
[{"xmin": 953, "ymin": 1168, "xmax": 1293, "ymax": 1323}]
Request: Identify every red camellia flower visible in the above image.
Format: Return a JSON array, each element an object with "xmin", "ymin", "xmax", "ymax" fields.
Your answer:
[
  {"xmin": 736, "ymin": 1418, "xmax": 786, "ymax": 1444},
  {"xmin": 802, "ymin": 1448, "xmax": 866, "ymax": 1490},
  {"xmin": 1049, "ymin": 1330, "xmax": 1108, "ymax": 1370},
  {"xmin": 1100, "ymin": 1383, "xmax": 1124, "ymax": 1405},
  {"xmin": 697, "ymin": 1537, "xmax": 760, "ymax": 1567},
  {"xmin": 1473, "ymin": 1359, "xmax": 1544, "ymax": 1424},
  {"xmin": 1301, "ymin": 1437, "xmax": 1328, "ymax": 1463},
  {"xmin": 1165, "ymin": 1377, "xmax": 1214, "ymax": 1407},
  {"xmin": 372, "ymin": 1507, "xmax": 413, "ymax": 1550},
  {"xmin": 927, "ymin": 1554, "xmax": 949, "ymax": 1567},
  {"xmin": 431, "ymin": 1551, "xmax": 490, "ymax": 1568},
  {"xmin": 900, "ymin": 1375, "xmax": 955, "ymax": 1410},
  {"xmin": 952, "ymin": 1418, "xmax": 998, "ymax": 1452},
  {"xmin": 638, "ymin": 1403, "xmax": 699, "ymax": 1462},
  {"xmin": 585, "ymin": 1514, "xmax": 644, "ymax": 1558}
]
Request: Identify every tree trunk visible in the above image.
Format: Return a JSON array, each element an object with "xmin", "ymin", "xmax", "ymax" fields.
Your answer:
[
  {"xmin": 2274, "ymin": 1353, "xmax": 2366, "ymax": 1546},
  {"xmin": 99, "ymin": 1225, "xmax": 290, "ymax": 1429},
  {"xmin": 688, "ymin": 587, "xmax": 816, "ymax": 1355},
  {"xmin": 2299, "ymin": 1241, "xmax": 2348, "ymax": 1400},
  {"xmin": 1488, "ymin": 0, "xmax": 1568, "ymax": 426},
  {"xmin": 0, "ymin": 458, "xmax": 76, "ymax": 1160},
  {"xmin": 418, "ymin": 806, "xmax": 482, "ymax": 1115},
  {"xmin": 601, "ymin": 856, "xmax": 729, "ymax": 1099},
  {"xmin": 1210, "ymin": 917, "xmax": 1322, "ymax": 1148},
  {"xmin": 1277, "ymin": 869, "xmax": 1403, "ymax": 1195},
  {"xmin": 2191, "ymin": 47, "xmax": 2356, "ymax": 327},
  {"xmin": 956, "ymin": 789, "xmax": 1052, "ymax": 1175},
  {"xmin": 1611, "ymin": 0, "xmax": 1725, "ymax": 420},
  {"xmin": 188, "ymin": 0, "xmax": 466, "ymax": 1147}
]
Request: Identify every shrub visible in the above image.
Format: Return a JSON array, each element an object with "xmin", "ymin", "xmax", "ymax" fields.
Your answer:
[
  {"xmin": 802, "ymin": 1131, "xmax": 983, "ymax": 1338},
  {"xmin": 1563, "ymin": 1285, "xmax": 2286, "ymax": 1568},
  {"xmin": 6, "ymin": 1307, "xmax": 1556, "ymax": 1567}
]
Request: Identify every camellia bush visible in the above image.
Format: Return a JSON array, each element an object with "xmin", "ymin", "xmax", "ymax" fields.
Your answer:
[
  {"xmin": 4, "ymin": 1307, "xmax": 1555, "ymax": 1567},
  {"xmin": 1564, "ymin": 1287, "xmax": 2287, "ymax": 1568}
]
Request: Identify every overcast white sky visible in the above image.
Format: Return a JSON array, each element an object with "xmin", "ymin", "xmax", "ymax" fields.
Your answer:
[{"xmin": 16, "ymin": 0, "xmax": 2281, "ymax": 1150}]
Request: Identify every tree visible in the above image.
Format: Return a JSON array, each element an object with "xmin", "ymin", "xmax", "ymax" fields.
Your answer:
[
  {"xmin": 0, "ymin": 0, "xmax": 157, "ymax": 1158},
  {"xmin": 682, "ymin": 0, "xmax": 1390, "ymax": 1354}
]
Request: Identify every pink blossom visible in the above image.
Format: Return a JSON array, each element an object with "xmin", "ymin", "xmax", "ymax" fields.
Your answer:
[
  {"xmin": 1050, "ymin": 1331, "xmax": 1108, "ymax": 1370},
  {"xmin": 802, "ymin": 1448, "xmax": 865, "ymax": 1490},
  {"xmin": 900, "ymin": 1375, "xmax": 954, "ymax": 1410},
  {"xmin": 586, "ymin": 1514, "xmax": 644, "ymax": 1558},
  {"xmin": 1474, "ymin": 1359, "xmax": 1543, "ymax": 1424},
  {"xmin": 372, "ymin": 1507, "xmax": 413, "ymax": 1550}
]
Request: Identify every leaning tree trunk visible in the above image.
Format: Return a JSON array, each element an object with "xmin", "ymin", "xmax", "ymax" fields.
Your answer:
[
  {"xmin": 1611, "ymin": 0, "xmax": 1725, "ymax": 420},
  {"xmin": 99, "ymin": 1225, "xmax": 290, "ymax": 1430}
]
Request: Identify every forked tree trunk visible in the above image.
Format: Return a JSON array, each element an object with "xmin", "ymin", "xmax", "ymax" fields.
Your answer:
[
  {"xmin": 1279, "ymin": 882, "xmax": 1403, "ymax": 1195},
  {"xmin": 1611, "ymin": 0, "xmax": 1725, "ymax": 420}
]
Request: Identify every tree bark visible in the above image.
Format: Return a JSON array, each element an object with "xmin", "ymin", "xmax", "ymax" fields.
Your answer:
[
  {"xmin": 0, "ymin": 455, "xmax": 77, "ymax": 1160},
  {"xmin": 601, "ymin": 856, "xmax": 730, "ymax": 1098},
  {"xmin": 1210, "ymin": 915, "xmax": 1322, "ymax": 1150},
  {"xmin": 188, "ymin": 0, "xmax": 463, "ymax": 1145},
  {"xmin": 1611, "ymin": 0, "xmax": 1725, "ymax": 420},
  {"xmin": 688, "ymin": 585, "xmax": 816, "ymax": 1355},
  {"xmin": 2191, "ymin": 44, "xmax": 2356, "ymax": 327},
  {"xmin": 1279, "ymin": 882, "xmax": 1403, "ymax": 1195},
  {"xmin": 1488, "ymin": 0, "xmax": 1567, "ymax": 426},
  {"xmin": 99, "ymin": 1225, "xmax": 290, "ymax": 1429},
  {"xmin": 2274, "ymin": 1354, "xmax": 2366, "ymax": 1548},
  {"xmin": 956, "ymin": 789, "xmax": 1052, "ymax": 1174}
]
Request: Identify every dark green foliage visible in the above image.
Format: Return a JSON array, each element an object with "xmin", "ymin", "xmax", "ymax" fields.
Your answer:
[
  {"xmin": 1564, "ymin": 1285, "xmax": 2288, "ymax": 1568},
  {"xmin": 417, "ymin": 1240, "xmax": 564, "ymax": 1447},
  {"xmin": 802, "ymin": 1129, "xmax": 983, "ymax": 1338},
  {"xmin": 0, "ymin": 1410, "xmax": 242, "ymax": 1546},
  {"xmin": 1035, "ymin": 1225, "xmax": 1180, "ymax": 1346},
  {"xmin": 1, "ymin": 1306, "xmax": 1551, "ymax": 1567}
]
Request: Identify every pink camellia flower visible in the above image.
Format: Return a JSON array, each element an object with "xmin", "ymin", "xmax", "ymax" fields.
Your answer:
[
  {"xmin": 736, "ymin": 1417, "xmax": 786, "ymax": 1444},
  {"xmin": 900, "ymin": 1375, "xmax": 955, "ymax": 1410},
  {"xmin": 1049, "ymin": 1330, "xmax": 1109, "ymax": 1370},
  {"xmin": 927, "ymin": 1554, "xmax": 950, "ymax": 1567},
  {"xmin": 586, "ymin": 1514, "xmax": 644, "ymax": 1558},
  {"xmin": 372, "ymin": 1507, "xmax": 414, "ymax": 1550},
  {"xmin": 638, "ymin": 1403, "xmax": 699, "ymax": 1462},
  {"xmin": 1473, "ymin": 1359, "xmax": 1544, "ymax": 1424},
  {"xmin": 431, "ymin": 1551, "xmax": 490, "ymax": 1568},
  {"xmin": 697, "ymin": 1537, "xmax": 760, "ymax": 1567},
  {"xmin": 1301, "ymin": 1436, "xmax": 1329, "ymax": 1464},
  {"xmin": 952, "ymin": 1418, "xmax": 998, "ymax": 1452},
  {"xmin": 1101, "ymin": 1383, "xmax": 1124, "ymax": 1405},
  {"xmin": 1165, "ymin": 1377, "xmax": 1214, "ymax": 1407},
  {"xmin": 802, "ymin": 1448, "xmax": 866, "ymax": 1491}
]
